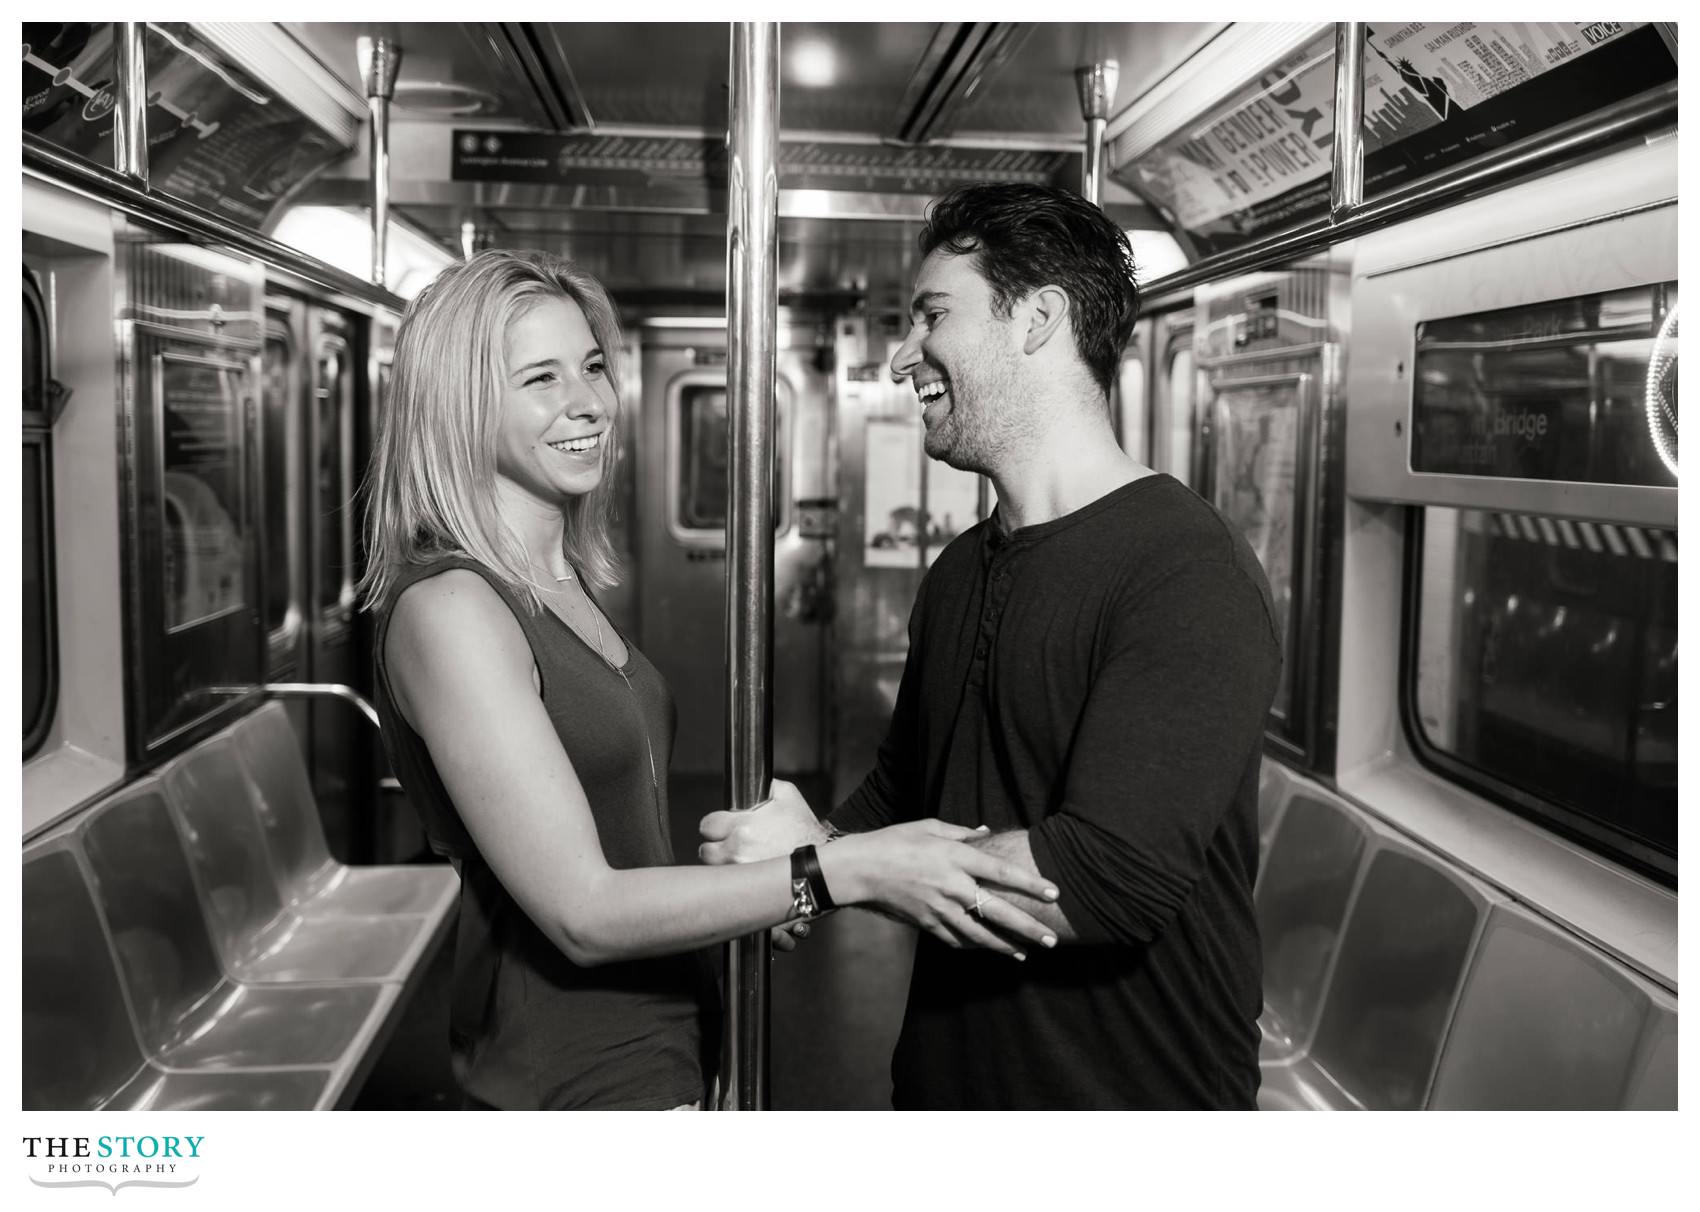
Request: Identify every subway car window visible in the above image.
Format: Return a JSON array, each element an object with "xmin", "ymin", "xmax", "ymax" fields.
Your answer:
[
  {"xmin": 1410, "ymin": 507, "xmax": 1676, "ymax": 877},
  {"xmin": 23, "ymin": 270, "xmax": 56, "ymax": 756},
  {"xmin": 678, "ymin": 384, "xmax": 730, "ymax": 530},
  {"xmin": 1411, "ymin": 283, "xmax": 1678, "ymax": 488},
  {"xmin": 673, "ymin": 380, "xmax": 788, "ymax": 535}
]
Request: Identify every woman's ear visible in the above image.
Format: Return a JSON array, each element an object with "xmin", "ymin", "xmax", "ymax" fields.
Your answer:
[{"xmin": 1022, "ymin": 285, "xmax": 1070, "ymax": 356}]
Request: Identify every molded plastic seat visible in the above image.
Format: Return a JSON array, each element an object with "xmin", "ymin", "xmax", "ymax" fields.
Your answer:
[
  {"xmin": 1256, "ymin": 759, "xmax": 1292, "ymax": 861},
  {"xmin": 230, "ymin": 702, "xmax": 457, "ymax": 919},
  {"xmin": 78, "ymin": 779, "xmax": 398, "ymax": 1076},
  {"xmin": 1428, "ymin": 903, "xmax": 1672, "ymax": 1109},
  {"xmin": 1261, "ymin": 839, "xmax": 1494, "ymax": 1110},
  {"xmin": 162, "ymin": 741, "xmax": 426, "ymax": 982},
  {"xmin": 1621, "ymin": 998, "xmax": 1677, "ymax": 1110},
  {"xmin": 23, "ymin": 842, "xmax": 329, "ymax": 1111},
  {"xmin": 1254, "ymin": 792, "xmax": 1369, "ymax": 1060}
]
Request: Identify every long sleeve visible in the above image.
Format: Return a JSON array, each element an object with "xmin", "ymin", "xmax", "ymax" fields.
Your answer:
[{"xmin": 1027, "ymin": 559, "xmax": 1281, "ymax": 945}]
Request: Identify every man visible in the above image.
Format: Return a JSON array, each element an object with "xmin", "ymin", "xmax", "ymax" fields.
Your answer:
[{"xmin": 701, "ymin": 182, "xmax": 1280, "ymax": 1109}]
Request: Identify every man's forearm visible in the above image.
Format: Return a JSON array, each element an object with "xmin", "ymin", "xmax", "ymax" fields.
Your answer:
[{"xmin": 970, "ymin": 830, "xmax": 1080, "ymax": 942}]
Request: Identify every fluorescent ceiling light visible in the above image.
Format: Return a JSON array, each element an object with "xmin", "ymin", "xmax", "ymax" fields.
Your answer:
[
  {"xmin": 790, "ymin": 38, "xmax": 837, "ymax": 88},
  {"xmin": 1127, "ymin": 230, "xmax": 1189, "ymax": 282},
  {"xmin": 271, "ymin": 205, "xmax": 454, "ymax": 299}
]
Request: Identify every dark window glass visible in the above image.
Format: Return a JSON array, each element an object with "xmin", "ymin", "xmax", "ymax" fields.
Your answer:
[
  {"xmin": 1412, "ymin": 283, "xmax": 1678, "ymax": 486},
  {"xmin": 24, "ymin": 299, "xmax": 42, "ymax": 417},
  {"xmin": 262, "ymin": 334, "xmax": 293, "ymax": 634},
  {"xmin": 23, "ymin": 442, "xmax": 51, "ymax": 750},
  {"xmin": 675, "ymin": 382, "xmax": 788, "ymax": 533},
  {"xmin": 1410, "ymin": 506, "xmax": 1676, "ymax": 876},
  {"xmin": 23, "ymin": 271, "xmax": 56, "ymax": 756},
  {"xmin": 316, "ymin": 344, "xmax": 350, "ymax": 612},
  {"xmin": 679, "ymin": 385, "xmax": 729, "ymax": 530}
]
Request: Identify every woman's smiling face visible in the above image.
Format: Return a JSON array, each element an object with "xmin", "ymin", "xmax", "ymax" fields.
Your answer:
[{"xmin": 494, "ymin": 295, "xmax": 618, "ymax": 507}]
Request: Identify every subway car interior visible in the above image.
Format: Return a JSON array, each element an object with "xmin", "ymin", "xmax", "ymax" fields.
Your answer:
[{"xmin": 20, "ymin": 21, "xmax": 1679, "ymax": 1111}]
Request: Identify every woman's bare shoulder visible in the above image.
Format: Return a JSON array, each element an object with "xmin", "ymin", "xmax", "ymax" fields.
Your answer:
[{"xmin": 388, "ymin": 568, "xmax": 532, "ymax": 676}]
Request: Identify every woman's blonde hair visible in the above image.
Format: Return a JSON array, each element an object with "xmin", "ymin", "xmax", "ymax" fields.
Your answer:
[{"xmin": 358, "ymin": 248, "xmax": 625, "ymax": 613}]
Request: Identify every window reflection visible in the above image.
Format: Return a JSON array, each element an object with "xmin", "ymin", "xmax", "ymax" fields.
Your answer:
[
  {"xmin": 1412, "ymin": 283, "xmax": 1678, "ymax": 487},
  {"xmin": 1414, "ymin": 506, "xmax": 1676, "ymax": 865}
]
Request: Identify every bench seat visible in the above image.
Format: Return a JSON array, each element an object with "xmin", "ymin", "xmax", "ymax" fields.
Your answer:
[
  {"xmin": 23, "ymin": 698, "xmax": 459, "ymax": 1111},
  {"xmin": 23, "ymin": 842, "xmax": 334, "ymax": 1111},
  {"xmin": 1253, "ymin": 764, "xmax": 1676, "ymax": 1111},
  {"xmin": 162, "ymin": 741, "xmax": 444, "ymax": 984}
]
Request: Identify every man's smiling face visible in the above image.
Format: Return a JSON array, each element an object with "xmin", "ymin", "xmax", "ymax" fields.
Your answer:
[{"xmin": 889, "ymin": 248, "xmax": 1031, "ymax": 474}]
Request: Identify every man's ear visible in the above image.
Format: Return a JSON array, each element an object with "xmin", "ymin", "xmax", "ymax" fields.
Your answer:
[{"xmin": 1021, "ymin": 285, "xmax": 1070, "ymax": 356}]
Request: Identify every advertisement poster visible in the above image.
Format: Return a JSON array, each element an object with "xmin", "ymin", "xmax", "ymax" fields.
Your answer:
[
  {"xmin": 863, "ymin": 418, "xmax": 924, "ymax": 569},
  {"xmin": 23, "ymin": 22, "xmax": 345, "ymax": 227},
  {"xmin": 1125, "ymin": 33, "xmax": 1336, "ymax": 236},
  {"xmin": 1211, "ymin": 381, "xmax": 1300, "ymax": 717},
  {"xmin": 1120, "ymin": 22, "xmax": 1668, "ymax": 257},
  {"xmin": 160, "ymin": 354, "xmax": 247, "ymax": 631}
]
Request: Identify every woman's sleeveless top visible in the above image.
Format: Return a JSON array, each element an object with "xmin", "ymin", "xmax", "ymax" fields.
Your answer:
[{"xmin": 372, "ymin": 555, "xmax": 719, "ymax": 1109}]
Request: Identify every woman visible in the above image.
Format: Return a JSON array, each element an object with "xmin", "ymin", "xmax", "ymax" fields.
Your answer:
[{"xmin": 359, "ymin": 249, "xmax": 1058, "ymax": 1110}]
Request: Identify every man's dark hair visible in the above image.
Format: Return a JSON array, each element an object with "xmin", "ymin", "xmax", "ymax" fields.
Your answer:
[{"xmin": 919, "ymin": 182, "xmax": 1140, "ymax": 396}]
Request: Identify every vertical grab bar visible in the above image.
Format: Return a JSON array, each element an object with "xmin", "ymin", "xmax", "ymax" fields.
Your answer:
[{"xmin": 720, "ymin": 21, "xmax": 782, "ymax": 1112}]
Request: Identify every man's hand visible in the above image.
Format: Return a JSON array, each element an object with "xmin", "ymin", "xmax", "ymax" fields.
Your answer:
[
  {"xmin": 968, "ymin": 830, "xmax": 1078, "ymax": 942},
  {"xmin": 698, "ymin": 778, "xmax": 827, "ymax": 865}
]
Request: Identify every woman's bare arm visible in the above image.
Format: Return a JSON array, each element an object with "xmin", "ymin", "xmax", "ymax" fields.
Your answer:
[{"xmin": 387, "ymin": 571, "xmax": 1059, "ymax": 964}]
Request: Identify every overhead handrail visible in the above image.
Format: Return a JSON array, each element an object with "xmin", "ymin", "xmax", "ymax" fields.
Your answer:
[
  {"xmin": 23, "ymin": 134, "xmax": 406, "ymax": 313},
  {"xmin": 261, "ymin": 682, "xmax": 382, "ymax": 731}
]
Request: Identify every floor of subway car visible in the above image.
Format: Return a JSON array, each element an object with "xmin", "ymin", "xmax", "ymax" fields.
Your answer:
[{"xmin": 354, "ymin": 771, "xmax": 916, "ymax": 1111}]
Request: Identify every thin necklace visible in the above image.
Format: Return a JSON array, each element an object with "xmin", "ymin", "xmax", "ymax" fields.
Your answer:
[{"xmin": 576, "ymin": 578, "xmax": 663, "ymax": 827}]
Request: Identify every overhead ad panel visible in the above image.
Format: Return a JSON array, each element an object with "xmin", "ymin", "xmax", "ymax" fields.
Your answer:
[{"xmin": 1117, "ymin": 22, "xmax": 1672, "ymax": 257}]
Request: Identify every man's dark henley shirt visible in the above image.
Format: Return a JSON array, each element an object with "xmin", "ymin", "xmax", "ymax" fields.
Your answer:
[{"xmin": 831, "ymin": 473, "xmax": 1281, "ymax": 1109}]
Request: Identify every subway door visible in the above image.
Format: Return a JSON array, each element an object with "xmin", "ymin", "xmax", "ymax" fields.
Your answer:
[
  {"xmin": 1147, "ymin": 307, "xmax": 1200, "ymax": 487},
  {"xmin": 260, "ymin": 297, "xmax": 313, "ymax": 760},
  {"xmin": 303, "ymin": 307, "xmax": 364, "ymax": 861},
  {"xmin": 635, "ymin": 324, "xmax": 831, "ymax": 781},
  {"xmin": 1115, "ymin": 319, "xmax": 1154, "ymax": 464}
]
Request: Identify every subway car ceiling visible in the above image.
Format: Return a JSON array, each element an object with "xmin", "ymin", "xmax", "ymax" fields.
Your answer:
[{"xmin": 21, "ymin": 22, "xmax": 1678, "ymax": 1111}]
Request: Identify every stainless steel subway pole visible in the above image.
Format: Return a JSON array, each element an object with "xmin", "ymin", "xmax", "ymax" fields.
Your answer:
[
  {"xmin": 719, "ymin": 20, "xmax": 781, "ymax": 1112},
  {"xmin": 112, "ymin": 23, "xmax": 149, "ymax": 186},
  {"xmin": 1330, "ymin": 23, "xmax": 1366, "ymax": 222},
  {"xmin": 357, "ymin": 36, "xmax": 402, "ymax": 287},
  {"xmin": 1074, "ymin": 60, "xmax": 1119, "ymax": 206}
]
